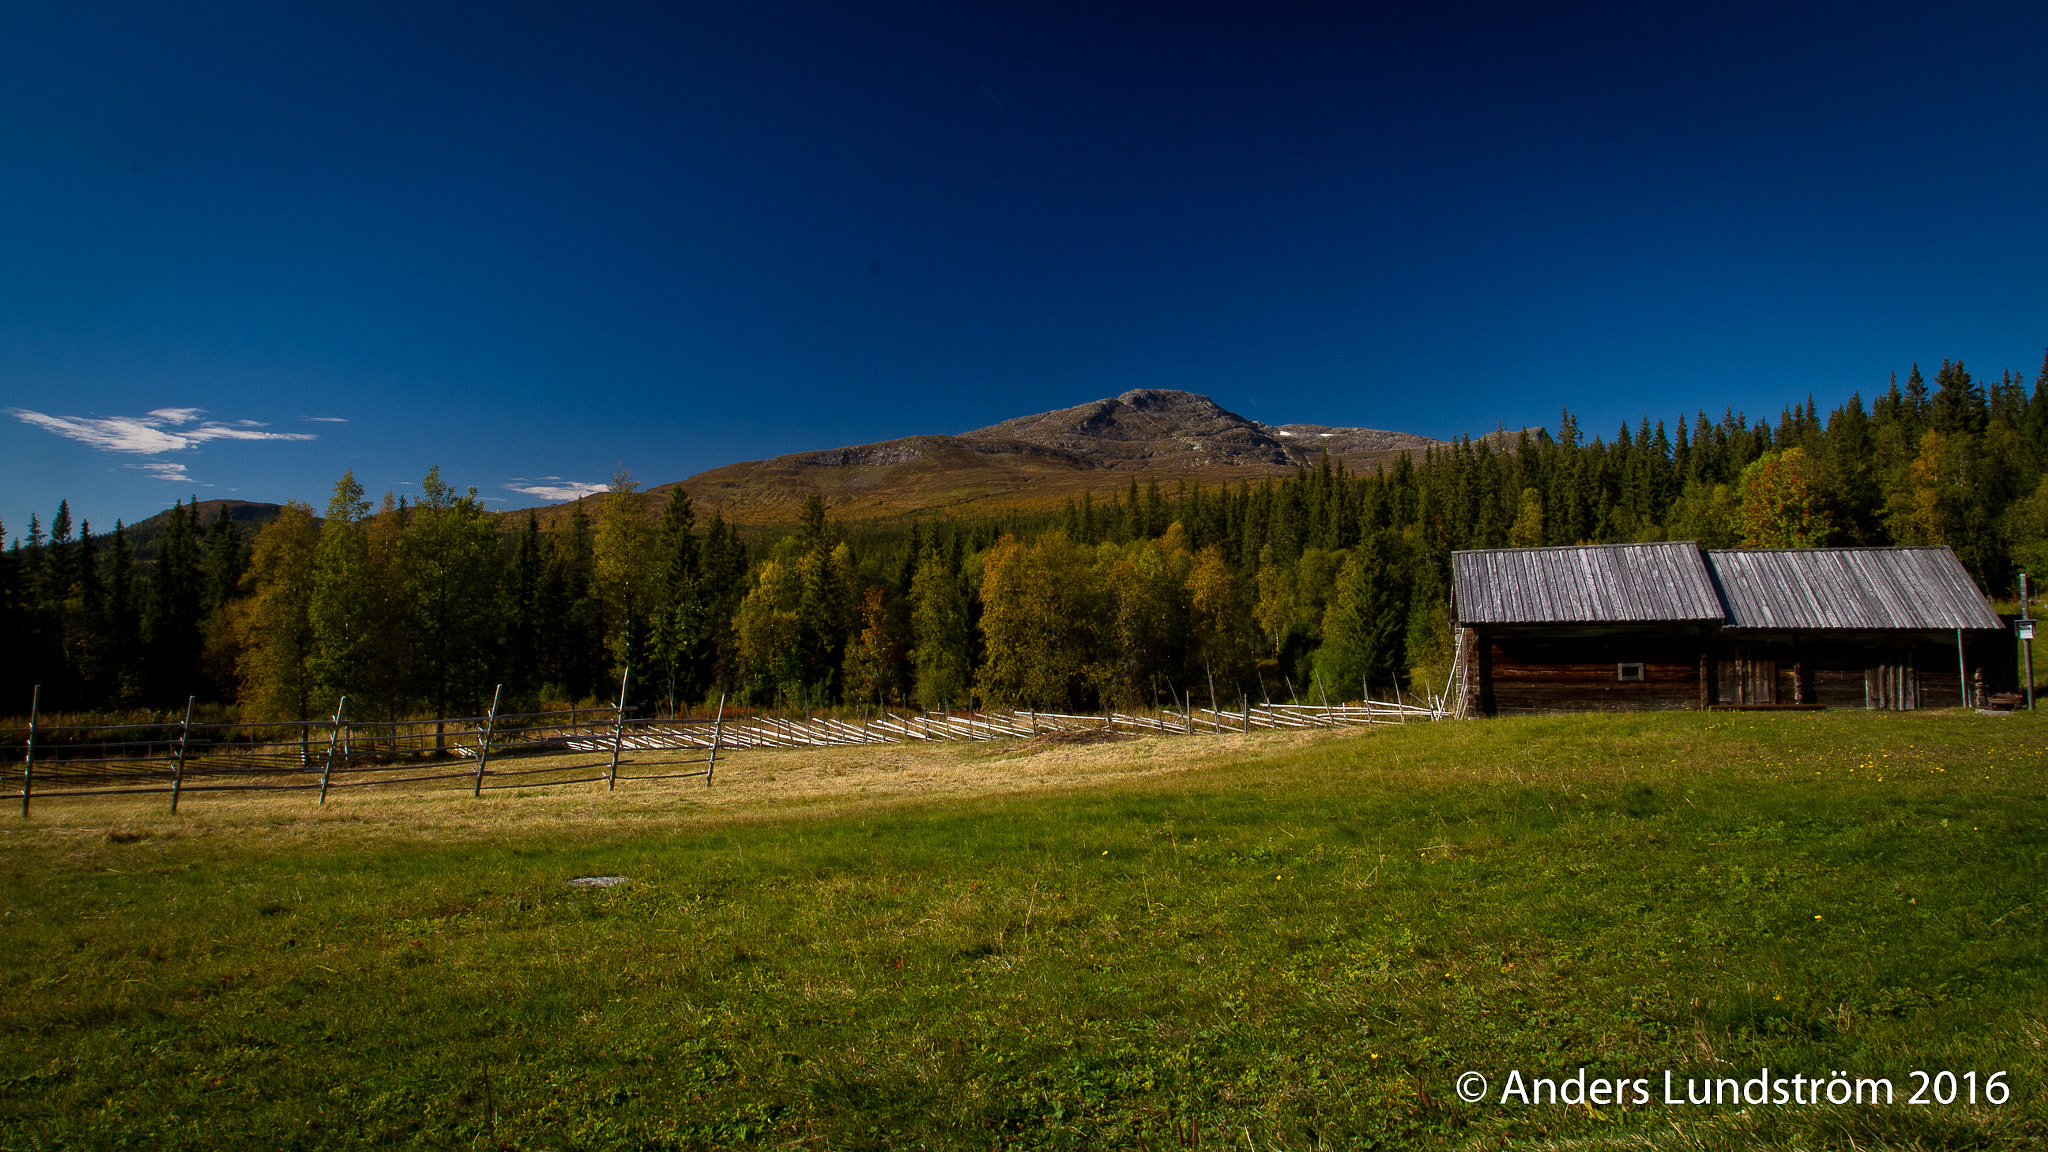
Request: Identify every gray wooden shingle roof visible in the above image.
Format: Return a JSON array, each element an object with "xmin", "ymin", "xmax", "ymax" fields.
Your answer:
[
  {"xmin": 1452, "ymin": 543, "xmax": 1724, "ymax": 624},
  {"xmin": 1453, "ymin": 543, "xmax": 2004, "ymax": 631},
  {"xmin": 1705, "ymin": 547, "xmax": 2003, "ymax": 631}
]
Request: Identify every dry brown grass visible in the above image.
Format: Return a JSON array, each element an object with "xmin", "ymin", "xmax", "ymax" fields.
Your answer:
[{"xmin": 1, "ymin": 724, "xmax": 1347, "ymax": 857}]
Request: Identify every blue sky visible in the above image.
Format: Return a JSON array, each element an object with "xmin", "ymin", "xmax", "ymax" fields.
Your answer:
[{"xmin": 4, "ymin": 1, "xmax": 2046, "ymax": 536}]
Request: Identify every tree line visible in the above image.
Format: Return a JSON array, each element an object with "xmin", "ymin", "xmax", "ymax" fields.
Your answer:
[{"xmin": 5, "ymin": 354, "xmax": 2046, "ymax": 722}]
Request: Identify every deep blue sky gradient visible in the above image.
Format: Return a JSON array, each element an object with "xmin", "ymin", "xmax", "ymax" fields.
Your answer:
[{"xmin": 4, "ymin": 1, "xmax": 2046, "ymax": 534}]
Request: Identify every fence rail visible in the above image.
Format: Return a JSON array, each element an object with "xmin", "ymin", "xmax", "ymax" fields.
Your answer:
[{"xmin": 6, "ymin": 679, "xmax": 1444, "ymax": 815}]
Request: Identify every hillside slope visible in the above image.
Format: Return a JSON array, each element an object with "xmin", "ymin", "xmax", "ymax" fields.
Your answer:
[
  {"xmin": 122, "ymin": 499, "xmax": 289, "ymax": 559},
  {"xmin": 116, "ymin": 393, "xmax": 1533, "ymax": 537},
  {"xmin": 593, "ymin": 389, "xmax": 1463, "ymax": 527}
]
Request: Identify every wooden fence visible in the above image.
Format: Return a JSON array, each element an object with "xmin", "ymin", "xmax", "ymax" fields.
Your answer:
[{"xmin": 5, "ymin": 681, "xmax": 1443, "ymax": 816}]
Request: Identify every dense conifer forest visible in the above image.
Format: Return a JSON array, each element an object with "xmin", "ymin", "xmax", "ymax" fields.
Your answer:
[{"xmin": 7, "ymin": 356, "xmax": 2047, "ymax": 722}]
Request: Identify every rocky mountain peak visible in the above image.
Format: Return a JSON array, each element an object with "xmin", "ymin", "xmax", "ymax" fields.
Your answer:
[
  {"xmin": 570, "ymin": 389, "xmax": 1475, "ymax": 526},
  {"xmin": 963, "ymin": 388, "xmax": 1289, "ymax": 466}
]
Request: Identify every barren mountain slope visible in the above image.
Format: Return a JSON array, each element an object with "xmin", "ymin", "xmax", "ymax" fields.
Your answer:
[{"xmin": 520, "ymin": 390, "xmax": 1495, "ymax": 528}]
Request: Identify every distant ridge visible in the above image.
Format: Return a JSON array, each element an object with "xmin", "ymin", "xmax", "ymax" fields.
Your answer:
[
  {"xmin": 118, "ymin": 394, "xmax": 1540, "ymax": 535},
  {"xmin": 123, "ymin": 499, "xmax": 288, "ymax": 559},
  {"xmin": 957, "ymin": 388, "xmax": 1469, "ymax": 470},
  {"xmin": 608, "ymin": 389, "xmax": 1532, "ymax": 527}
]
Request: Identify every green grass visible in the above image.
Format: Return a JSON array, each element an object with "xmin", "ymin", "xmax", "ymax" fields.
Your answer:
[{"xmin": 4, "ymin": 710, "xmax": 2048, "ymax": 1150}]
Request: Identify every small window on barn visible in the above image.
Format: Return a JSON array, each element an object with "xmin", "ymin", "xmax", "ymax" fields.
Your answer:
[{"xmin": 1617, "ymin": 663, "xmax": 1645, "ymax": 682}]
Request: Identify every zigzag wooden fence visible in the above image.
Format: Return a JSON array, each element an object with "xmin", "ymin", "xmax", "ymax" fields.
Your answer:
[{"xmin": 6, "ymin": 679, "xmax": 1443, "ymax": 816}]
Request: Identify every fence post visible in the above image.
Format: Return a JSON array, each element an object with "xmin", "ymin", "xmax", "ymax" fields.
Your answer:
[
  {"xmin": 20, "ymin": 685, "xmax": 39, "ymax": 818},
  {"xmin": 473, "ymin": 684, "xmax": 503, "ymax": 798},
  {"xmin": 706, "ymin": 692, "xmax": 727, "ymax": 787},
  {"xmin": 169, "ymin": 696, "xmax": 196, "ymax": 815},
  {"xmin": 607, "ymin": 668, "xmax": 631, "ymax": 791},
  {"xmin": 318, "ymin": 696, "xmax": 349, "ymax": 805}
]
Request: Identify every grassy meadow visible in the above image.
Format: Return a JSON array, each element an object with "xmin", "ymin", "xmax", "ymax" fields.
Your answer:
[{"xmin": 3, "ymin": 709, "xmax": 2047, "ymax": 1150}]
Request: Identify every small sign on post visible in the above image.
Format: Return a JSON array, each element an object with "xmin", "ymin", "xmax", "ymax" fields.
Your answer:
[{"xmin": 2021, "ymin": 573, "xmax": 2036, "ymax": 713}]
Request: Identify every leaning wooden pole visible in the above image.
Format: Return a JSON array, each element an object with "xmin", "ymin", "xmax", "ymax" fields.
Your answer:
[
  {"xmin": 1956, "ymin": 628, "xmax": 1969, "ymax": 709},
  {"xmin": 318, "ymin": 696, "xmax": 348, "ymax": 805},
  {"xmin": 706, "ymin": 692, "xmax": 727, "ymax": 787},
  {"xmin": 472, "ymin": 683, "xmax": 503, "ymax": 798},
  {"xmin": 20, "ymin": 685, "xmax": 39, "ymax": 818},
  {"xmin": 169, "ymin": 696, "xmax": 196, "ymax": 815},
  {"xmin": 607, "ymin": 667, "xmax": 631, "ymax": 791}
]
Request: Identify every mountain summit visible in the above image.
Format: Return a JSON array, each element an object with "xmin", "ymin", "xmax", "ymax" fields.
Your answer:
[
  {"xmin": 958, "ymin": 388, "xmax": 1455, "ymax": 470},
  {"xmin": 637, "ymin": 389, "xmax": 1448, "ymax": 525},
  {"xmin": 962, "ymin": 389, "xmax": 1298, "ymax": 467}
]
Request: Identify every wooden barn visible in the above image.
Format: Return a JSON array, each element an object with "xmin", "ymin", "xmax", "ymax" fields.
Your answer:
[{"xmin": 1452, "ymin": 543, "xmax": 2010, "ymax": 716}]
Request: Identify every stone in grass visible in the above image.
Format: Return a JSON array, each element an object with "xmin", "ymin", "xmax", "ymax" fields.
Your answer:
[{"xmin": 566, "ymin": 876, "xmax": 629, "ymax": 888}]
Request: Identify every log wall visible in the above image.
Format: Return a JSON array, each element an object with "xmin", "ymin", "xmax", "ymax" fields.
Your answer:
[
  {"xmin": 1461, "ymin": 626, "xmax": 2006, "ymax": 716},
  {"xmin": 1479, "ymin": 634, "xmax": 1702, "ymax": 716}
]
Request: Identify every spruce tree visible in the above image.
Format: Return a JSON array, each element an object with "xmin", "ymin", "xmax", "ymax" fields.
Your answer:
[
  {"xmin": 0, "ymin": 524, "xmax": 23, "ymax": 711},
  {"xmin": 697, "ymin": 512, "xmax": 749, "ymax": 695},
  {"xmin": 649, "ymin": 488, "xmax": 705, "ymax": 711},
  {"xmin": 198, "ymin": 507, "xmax": 249, "ymax": 702},
  {"xmin": 1990, "ymin": 368, "xmax": 2027, "ymax": 432},
  {"xmin": 1904, "ymin": 364, "xmax": 1930, "ymax": 434},
  {"xmin": 541, "ymin": 498, "xmax": 604, "ymax": 700},
  {"xmin": 143, "ymin": 500, "xmax": 206, "ymax": 705},
  {"xmin": 507, "ymin": 510, "xmax": 545, "ymax": 697},
  {"xmin": 1820, "ymin": 394, "xmax": 1881, "ymax": 543},
  {"xmin": 201, "ymin": 508, "xmax": 246, "ymax": 620},
  {"xmin": 1874, "ymin": 371, "xmax": 1904, "ymax": 429},
  {"xmin": 2025, "ymin": 349, "xmax": 2048, "ymax": 476},
  {"xmin": 1931, "ymin": 359, "xmax": 1987, "ymax": 436},
  {"xmin": 43, "ymin": 501, "xmax": 73, "ymax": 617},
  {"xmin": 1313, "ymin": 530, "xmax": 1411, "ymax": 697},
  {"xmin": 101, "ymin": 522, "xmax": 138, "ymax": 706}
]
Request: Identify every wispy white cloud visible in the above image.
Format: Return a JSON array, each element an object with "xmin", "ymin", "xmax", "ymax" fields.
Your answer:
[
  {"xmin": 506, "ymin": 478, "xmax": 609, "ymax": 502},
  {"xmin": 8, "ymin": 406, "xmax": 318, "ymax": 455},
  {"xmin": 125, "ymin": 460, "xmax": 211, "ymax": 485},
  {"xmin": 303, "ymin": 416, "xmax": 348, "ymax": 423}
]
